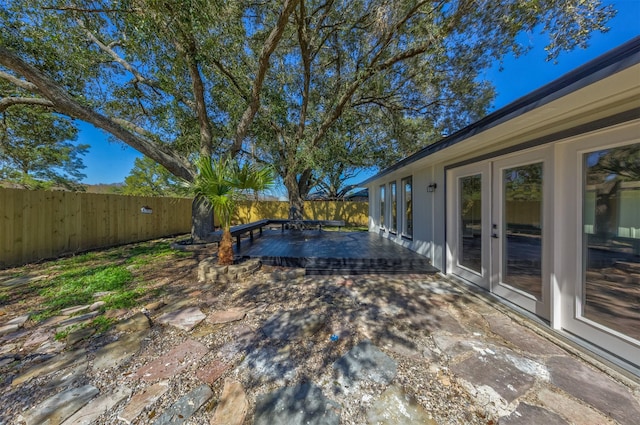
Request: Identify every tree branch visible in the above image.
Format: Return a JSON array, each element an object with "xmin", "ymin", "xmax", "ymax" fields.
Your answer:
[
  {"xmin": 232, "ymin": 0, "xmax": 300, "ymax": 156},
  {"xmin": 0, "ymin": 70, "xmax": 39, "ymax": 92},
  {"xmin": 0, "ymin": 46, "xmax": 195, "ymax": 182},
  {"xmin": 0, "ymin": 97, "xmax": 54, "ymax": 112}
]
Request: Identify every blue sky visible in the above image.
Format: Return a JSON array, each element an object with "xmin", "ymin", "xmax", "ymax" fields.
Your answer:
[{"xmin": 77, "ymin": 0, "xmax": 640, "ymax": 185}]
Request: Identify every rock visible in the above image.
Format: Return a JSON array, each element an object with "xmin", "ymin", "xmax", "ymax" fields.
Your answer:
[
  {"xmin": 210, "ymin": 378, "xmax": 248, "ymax": 425},
  {"xmin": 152, "ymin": 384, "xmax": 213, "ymax": 425},
  {"xmin": 93, "ymin": 331, "xmax": 146, "ymax": 370},
  {"xmin": 12, "ymin": 349, "xmax": 87, "ymax": 386},
  {"xmin": 156, "ymin": 306, "xmax": 206, "ymax": 331},
  {"xmin": 450, "ymin": 350, "xmax": 537, "ymax": 405},
  {"xmin": 240, "ymin": 345, "xmax": 297, "ymax": 382},
  {"xmin": 547, "ymin": 356, "xmax": 640, "ymax": 425},
  {"xmin": 40, "ymin": 315, "xmax": 71, "ymax": 328},
  {"xmin": 61, "ymin": 386, "xmax": 131, "ymax": 424},
  {"xmin": 115, "ymin": 312, "xmax": 151, "ymax": 332},
  {"xmin": 261, "ymin": 310, "xmax": 326, "ymax": 341},
  {"xmin": 333, "ymin": 340, "xmax": 397, "ymax": 391},
  {"xmin": 500, "ymin": 403, "xmax": 568, "ymax": 424},
  {"xmin": 0, "ymin": 323, "xmax": 20, "ymax": 337},
  {"xmin": 0, "ymin": 342, "xmax": 17, "ymax": 355},
  {"xmin": 118, "ymin": 381, "xmax": 169, "ymax": 424},
  {"xmin": 89, "ymin": 301, "xmax": 106, "ymax": 311},
  {"xmin": 196, "ymin": 359, "xmax": 231, "ymax": 385},
  {"xmin": 537, "ymin": 388, "xmax": 612, "ymax": 425},
  {"xmin": 206, "ymin": 308, "xmax": 246, "ymax": 324},
  {"xmin": 22, "ymin": 328, "xmax": 54, "ymax": 349},
  {"xmin": 366, "ymin": 385, "xmax": 437, "ymax": 425},
  {"xmin": 22, "ymin": 384, "xmax": 99, "ymax": 425},
  {"xmin": 60, "ymin": 305, "xmax": 90, "ymax": 316},
  {"xmin": 133, "ymin": 339, "xmax": 209, "ymax": 381},
  {"xmin": 1, "ymin": 275, "xmax": 46, "ymax": 287},
  {"xmin": 487, "ymin": 314, "xmax": 566, "ymax": 356},
  {"xmin": 55, "ymin": 311, "xmax": 100, "ymax": 332},
  {"xmin": 66, "ymin": 327, "xmax": 96, "ymax": 346},
  {"xmin": 6, "ymin": 314, "xmax": 29, "ymax": 326},
  {"xmin": 104, "ymin": 309, "xmax": 128, "ymax": 319},
  {"xmin": 144, "ymin": 300, "xmax": 166, "ymax": 312},
  {"xmin": 254, "ymin": 383, "xmax": 340, "ymax": 425}
]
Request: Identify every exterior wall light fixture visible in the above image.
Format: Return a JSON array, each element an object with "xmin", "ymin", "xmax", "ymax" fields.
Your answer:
[{"xmin": 427, "ymin": 183, "xmax": 437, "ymax": 193}]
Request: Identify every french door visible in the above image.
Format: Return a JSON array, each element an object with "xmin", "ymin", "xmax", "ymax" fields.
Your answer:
[{"xmin": 448, "ymin": 148, "xmax": 552, "ymax": 319}]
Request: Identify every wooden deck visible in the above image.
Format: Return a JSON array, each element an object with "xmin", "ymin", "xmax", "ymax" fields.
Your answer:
[{"xmin": 234, "ymin": 229, "xmax": 438, "ymax": 275}]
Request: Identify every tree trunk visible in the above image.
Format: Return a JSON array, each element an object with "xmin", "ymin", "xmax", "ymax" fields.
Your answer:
[
  {"xmin": 191, "ymin": 197, "xmax": 213, "ymax": 242},
  {"xmin": 218, "ymin": 230, "xmax": 234, "ymax": 265},
  {"xmin": 284, "ymin": 174, "xmax": 305, "ymax": 220}
]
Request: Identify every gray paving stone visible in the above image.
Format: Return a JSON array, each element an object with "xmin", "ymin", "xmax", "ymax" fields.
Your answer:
[
  {"xmin": 60, "ymin": 305, "xmax": 91, "ymax": 316},
  {"xmin": 114, "ymin": 312, "xmax": 151, "ymax": 332},
  {"xmin": 500, "ymin": 403, "xmax": 568, "ymax": 424},
  {"xmin": 152, "ymin": 384, "xmax": 213, "ymax": 425},
  {"xmin": 61, "ymin": 386, "xmax": 131, "ymax": 424},
  {"xmin": 262, "ymin": 310, "xmax": 326, "ymax": 340},
  {"xmin": 0, "ymin": 323, "xmax": 19, "ymax": 337},
  {"xmin": 1, "ymin": 275, "xmax": 46, "ymax": 287},
  {"xmin": 55, "ymin": 311, "xmax": 100, "ymax": 332},
  {"xmin": 156, "ymin": 306, "xmax": 206, "ymax": 331},
  {"xmin": 487, "ymin": 314, "xmax": 566, "ymax": 356},
  {"xmin": 12, "ymin": 349, "xmax": 87, "ymax": 386},
  {"xmin": 93, "ymin": 331, "xmax": 145, "ymax": 370},
  {"xmin": 66, "ymin": 327, "xmax": 96, "ymax": 346},
  {"xmin": 6, "ymin": 314, "xmax": 29, "ymax": 326},
  {"xmin": 450, "ymin": 351, "xmax": 536, "ymax": 404},
  {"xmin": 210, "ymin": 378, "xmax": 248, "ymax": 425},
  {"xmin": 240, "ymin": 345, "xmax": 297, "ymax": 382},
  {"xmin": 22, "ymin": 384, "xmax": 99, "ymax": 425},
  {"xmin": 537, "ymin": 388, "xmax": 612, "ymax": 425},
  {"xmin": 366, "ymin": 385, "xmax": 437, "ymax": 425},
  {"xmin": 333, "ymin": 340, "xmax": 397, "ymax": 391},
  {"xmin": 547, "ymin": 356, "xmax": 640, "ymax": 425},
  {"xmin": 254, "ymin": 383, "xmax": 340, "ymax": 425}
]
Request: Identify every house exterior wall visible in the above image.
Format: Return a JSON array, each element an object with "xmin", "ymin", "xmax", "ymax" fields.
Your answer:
[{"xmin": 363, "ymin": 44, "xmax": 640, "ymax": 373}]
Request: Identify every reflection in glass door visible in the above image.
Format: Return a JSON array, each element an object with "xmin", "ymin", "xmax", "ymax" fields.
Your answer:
[
  {"xmin": 492, "ymin": 150, "xmax": 550, "ymax": 319},
  {"xmin": 460, "ymin": 175, "xmax": 483, "ymax": 273},
  {"xmin": 582, "ymin": 143, "xmax": 640, "ymax": 341},
  {"xmin": 501, "ymin": 163, "xmax": 543, "ymax": 300}
]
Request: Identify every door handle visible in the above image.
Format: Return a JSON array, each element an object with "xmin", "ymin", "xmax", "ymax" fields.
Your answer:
[{"xmin": 492, "ymin": 233, "xmax": 499, "ymax": 239}]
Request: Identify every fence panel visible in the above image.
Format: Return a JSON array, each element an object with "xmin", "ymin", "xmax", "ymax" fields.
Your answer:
[{"xmin": 1, "ymin": 187, "xmax": 368, "ymax": 268}]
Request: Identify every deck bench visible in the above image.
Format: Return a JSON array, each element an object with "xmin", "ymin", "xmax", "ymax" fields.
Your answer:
[{"xmin": 206, "ymin": 218, "xmax": 346, "ymax": 249}]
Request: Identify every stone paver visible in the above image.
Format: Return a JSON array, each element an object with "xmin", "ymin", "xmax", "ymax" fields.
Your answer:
[
  {"xmin": 206, "ymin": 307, "xmax": 246, "ymax": 324},
  {"xmin": 114, "ymin": 312, "xmax": 151, "ymax": 332},
  {"xmin": 487, "ymin": 314, "xmax": 566, "ymax": 356},
  {"xmin": 66, "ymin": 327, "xmax": 96, "ymax": 346},
  {"xmin": 60, "ymin": 305, "xmax": 91, "ymax": 316},
  {"xmin": 262, "ymin": 309, "xmax": 326, "ymax": 340},
  {"xmin": 210, "ymin": 378, "xmax": 248, "ymax": 425},
  {"xmin": 118, "ymin": 381, "xmax": 169, "ymax": 424},
  {"xmin": 450, "ymin": 348, "xmax": 538, "ymax": 407},
  {"xmin": 5, "ymin": 314, "xmax": 29, "ymax": 326},
  {"xmin": 547, "ymin": 356, "xmax": 640, "ymax": 425},
  {"xmin": 333, "ymin": 340, "xmax": 397, "ymax": 391},
  {"xmin": 61, "ymin": 386, "xmax": 131, "ymax": 425},
  {"xmin": 500, "ymin": 403, "xmax": 568, "ymax": 424},
  {"xmin": 157, "ymin": 306, "xmax": 206, "ymax": 331},
  {"xmin": 0, "ymin": 323, "xmax": 20, "ymax": 337},
  {"xmin": 240, "ymin": 345, "xmax": 297, "ymax": 381},
  {"xmin": 55, "ymin": 311, "xmax": 100, "ymax": 332},
  {"xmin": 133, "ymin": 339, "xmax": 209, "ymax": 381},
  {"xmin": 22, "ymin": 384, "xmax": 99, "ymax": 425},
  {"xmin": 537, "ymin": 388, "xmax": 613, "ymax": 425},
  {"xmin": 93, "ymin": 331, "xmax": 146, "ymax": 370},
  {"xmin": 22, "ymin": 328, "xmax": 54, "ymax": 349},
  {"xmin": 152, "ymin": 384, "xmax": 213, "ymax": 425},
  {"xmin": 366, "ymin": 385, "xmax": 437, "ymax": 425},
  {"xmin": 196, "ymin": 359, "xmax": 231, "ymax": 385},
  {"xmin": 254, "ymin": 383, "xmax": 340, "ymax": 425},
  {"xmin": 12, "ymin": 349, "xmax": 87, "ymax": 386}
]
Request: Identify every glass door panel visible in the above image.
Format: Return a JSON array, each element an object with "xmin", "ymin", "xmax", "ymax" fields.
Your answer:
[
  {"xmin": 582, "ymin": 143, "xmax": 640, "ymax": 341},
  {"xmin": 460, "ymin": 175, "xmax": 483, "ymax": 273},
  {"xmin": 502, "ymin": 163, "xmax": 543, "ymax": 300},
  {"xmin": 492, "ymin": 149, "xmax": 550, "ymax": 319}
]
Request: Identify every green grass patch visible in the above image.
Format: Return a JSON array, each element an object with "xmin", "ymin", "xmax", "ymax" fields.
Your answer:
[
  {"xmin": 91, "ymin": 316, "xmax": 116, "ymax": 334},
  {"xmin": 102, "ymin": 288, "xmax": 145, "ymax": 310},
  {"xmin": 38, "ymin": 265, "xmax": 133, "ymax": 313}
]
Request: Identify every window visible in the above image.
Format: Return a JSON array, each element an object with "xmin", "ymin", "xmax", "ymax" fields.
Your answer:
[
  {"xmin": 390, "ymin": 181, "xmax": 397, "ymax": 233},
  {"xmin": 401, "ymin": 176, "xmax": 413, "ymax": 237},
  {"xmin": 379, "ymin": 184, "xmax": 386, "ymax": 228}
]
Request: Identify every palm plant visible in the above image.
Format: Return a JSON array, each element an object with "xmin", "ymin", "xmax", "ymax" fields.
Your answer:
[{"xmin": 189, "ymin": 155, "xmax": 274, "ymax": 265}]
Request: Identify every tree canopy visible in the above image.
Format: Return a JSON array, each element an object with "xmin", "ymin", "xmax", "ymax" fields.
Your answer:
[
  {"xmin": 0, "ymin": 0, "xmax": 615, "ymax": 222},
  {"xmin": 120, "ymin": 156, "xmax": 187, "ymax": 197}
]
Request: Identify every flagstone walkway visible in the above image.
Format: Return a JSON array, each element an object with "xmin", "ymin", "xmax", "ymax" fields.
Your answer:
[{"xmin": 1, "ymin": 268, "xmax": 639, "ymax": 424}]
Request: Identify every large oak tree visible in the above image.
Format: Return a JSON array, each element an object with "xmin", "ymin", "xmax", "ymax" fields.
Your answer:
[{"xmin": 0, "ymin": 1, "xmax": 614, "ymax": 229}]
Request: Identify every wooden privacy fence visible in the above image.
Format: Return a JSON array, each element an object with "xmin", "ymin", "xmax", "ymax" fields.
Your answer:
[
  {"xmin": 0, "ymin": 188, "xmax": 192, "ymax": 268},
  {"xmin": 0, "ymin": 188, "xmax": 369, "ymax": 268}
]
